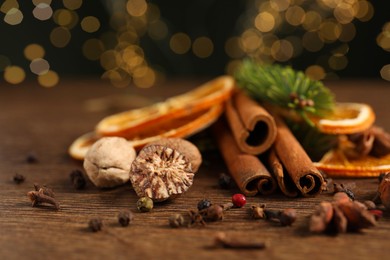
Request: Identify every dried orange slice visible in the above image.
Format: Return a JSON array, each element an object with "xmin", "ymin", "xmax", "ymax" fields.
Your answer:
[
  {"xmin": 310, "ymin": 102, "xmax": 375, "ymax": 134},
  {"xmin": 69, "ymin": 104, "xmax": 224, "ymax": 160},
  {"xmin": 95, "ymin": 76, "xmax": 234, "ymax": 137},
  {"xmin": 314, "ymin": 149, "xmax": 390, "ymax": 178}
]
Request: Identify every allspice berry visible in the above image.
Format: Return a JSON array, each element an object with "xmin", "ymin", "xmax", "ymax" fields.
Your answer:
[
  {"xmin": 137, "ymin": 197, "xmax": 154, "ymax": 212},
  {"xmin": 199, "ymin": 204, "xmax": 224, "ymax": 222}
]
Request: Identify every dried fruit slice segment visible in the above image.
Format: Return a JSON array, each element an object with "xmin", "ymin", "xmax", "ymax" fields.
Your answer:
[
  {"xmin": 68, "ymin": 104, "xmax": 223, "ymax": 160},
  {"xmin": 310, "ymin": 102, "xmax": 375, "ymax": 134},
  {"xmin": 314, "ymin": 149, "xmax": 390, "ymax": 177},
  {"xmin": 130, "ymin": 145, "xmax": 194, "ymax": 202},
  {"xmin": 96, "ymin": 76, "xmax": 234, "ymax": 137}
]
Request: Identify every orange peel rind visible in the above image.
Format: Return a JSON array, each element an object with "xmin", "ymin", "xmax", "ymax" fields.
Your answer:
[{"xmin": 311, "ymin": 102, "xmax": 376, "ymax": 135}]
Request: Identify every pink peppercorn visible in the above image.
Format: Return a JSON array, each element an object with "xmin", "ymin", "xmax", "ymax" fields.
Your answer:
[{"xmin": 232, "ymin": 193, "xmax": 246, "ymax": 208}]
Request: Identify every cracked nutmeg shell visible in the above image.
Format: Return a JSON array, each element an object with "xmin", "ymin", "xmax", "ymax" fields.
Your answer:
[{"xmin": 130, "ymin": 144, "xmax": 195, "ymax": 202}]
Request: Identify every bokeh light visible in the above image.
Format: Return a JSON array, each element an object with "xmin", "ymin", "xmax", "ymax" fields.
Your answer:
[
  {"xmin": 192, "ymin": 37, "xmax": 214, "ymax": 58},
  {"xmin": 50, "ymin": 26, "xmax": 71, "ymax": 48},
  {"xmin": 81, "ymin": 16, "xmax": 100, "ymax": 33},
  {"xmin": 170, "ymin": 33, "xmax": 191, "ymax": 54},
  {"xmin": 62, "ymin": 0, "xmax": 82, "ymax": 10},
  {"xmin": 4, "ymin": 66, "xmax": 25, "ymax": 84},
  {"xmin": 38, "ymin": 70, "xmax": 59, "ymax": 88},
  {"xmin": 82, "ymin": 38, "xmax": 105, "ymax": 61},
  {"xmin": 24, "ymin": 44, "xmax": 45, "ymax": 61},
  {"xmin": 0, "ymin": 55, "xmax": 11, "ymax": 72},
  {"xmin": 1, "ymin": 0, "xmax": 19, "ymax": 14},
  {"xmin": 380, "ymin": 64, "xmax": 390, "ymax": 81},
  {"xmin": 4, "ymin": 7, "xmax": 23, "ymax": 25},
  {"xmin": 30, "ymin": 58, "xmax": 50, "ymax": 75},
  {"xmin": 33, "ymin": 3, "xmax": 53, "ymax": 21},
  {"xmin": 305, "ymin": 65, "xmax": 326, "ymax": 80}
]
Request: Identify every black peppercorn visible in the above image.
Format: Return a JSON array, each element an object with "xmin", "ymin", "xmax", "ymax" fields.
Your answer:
[
  {"xmin": 218, "ymin": 173, "xmax": 232, "ymax": 189},
  {"xmin": 88, "ymin": 218, "xmax": 103, "ymax": 232},
  {"xmin": 26, "ymin": 153, "xmax": 38, "ymax": 164},
  {"xmin": 13, "ymin": 173, "xmax": 25, "ymax": 184},
  {"xmin": 118, "ymin": 210, "xmax": 133, "ymax": 227},
  {"xmin": 70, "ymin": 169, "xmax": 86, "ymax": 190},
  {"xmin": 197, "ymin": 199, "xmax": 212, "ymax": 211}
]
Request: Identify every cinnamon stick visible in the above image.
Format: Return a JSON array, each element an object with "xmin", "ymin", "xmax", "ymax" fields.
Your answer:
[
  {"xmin": 213, "ymin": 118, "xmax": 277, "ymax": 196},
  {"xmin": 225, "ymin": 91, "xmax": 277, "ymax": 155},
  {"xmin": 271, "ymin": 115, "xmax": 325, "ymax": 197}
]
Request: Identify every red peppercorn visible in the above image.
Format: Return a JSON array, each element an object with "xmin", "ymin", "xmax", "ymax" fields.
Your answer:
[
  {"xmin": 369, "ymin": 209, "xmax": 383, "ymax": 220},
  {"xmin": 231, "ymin": 193, "xmax": 246, "ymax": 208}
]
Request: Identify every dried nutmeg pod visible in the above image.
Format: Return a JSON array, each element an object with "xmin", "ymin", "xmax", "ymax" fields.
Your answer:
[
  {"xmin": 130, "ymin": 144, "xmax": 196, "ymax": 202},
  {"xmin": 146, "ymin": 138, "xmax": 202, "ymax": 172}
]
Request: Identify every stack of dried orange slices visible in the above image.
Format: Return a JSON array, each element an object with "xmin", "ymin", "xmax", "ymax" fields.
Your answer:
[
  {"xmin": 311, "ymin": 102, "xmax": 390, "ymax": 177},
  {"xmin": 69, "ymin": 76, "xmax": 235, "ymax": 160}
]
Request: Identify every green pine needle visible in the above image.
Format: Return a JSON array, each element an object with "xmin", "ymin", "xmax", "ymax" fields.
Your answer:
[{"xmin": 234, "ymin": 60, "xmax": 335, "ymax": 124}]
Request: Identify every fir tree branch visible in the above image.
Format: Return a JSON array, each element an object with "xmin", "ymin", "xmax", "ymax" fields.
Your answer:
[{"xmin": 234, "ymin": 60, "xmax": 335, "ymax": 123}]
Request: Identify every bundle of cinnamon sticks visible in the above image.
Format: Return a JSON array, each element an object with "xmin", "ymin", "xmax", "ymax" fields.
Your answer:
[{"xmin": 213, "ymin": 91, "xmax": 325, "ymax": 197}]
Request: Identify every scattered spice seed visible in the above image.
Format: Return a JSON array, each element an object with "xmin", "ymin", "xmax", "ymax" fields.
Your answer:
[
  {"xmin": 214, "ymin": 232, "xmax": 266, "ymax": 250},
  {"xmin": 377, "ymin": 172, "xmax": 390, "ymax": 209},
  {"xmin": 220, "ymin": 202, "xmax": 234, "ymax": 211},
  {"xmin": 264, "ymin": 208, "xmax": 297, "ymax": 226},
  {"xmin": 88, "ymin": 218, "xmax": 103, "ymax": 232},
  {"xmin": 197, "ymin": 199, "xmax": 212, "ymax": 211},
  {"xmin": 231, "ymin": 194, "xmax": 246, "ymax": 208},
  {"xmin": 250, "ymin": 204, "xmax": 266, "ymax": 219},
  {"xmin": 34, "ymin": 183, "xmax": 55, "ymax": 198},
  {"xmin": 26, "ymin": 153, "xmax": 38, "ymax": 164},
  {"xmin": 168, "ymin": 210, "xmax": 205, "ymax": 228},
  {"xmin": 169, "ymin": 214, "xmax": 186, "ymax": 228},
  {"xmin": 137, "ymin": 197, "xmax": 153, "ymax": 212},
  {"xmin": 13, "ymin": 173, "xmax": 25, "ymax": 184},
  {"xmin": 199, "ymin": 204, "xmax": 224, "ymax": 222},
  {"xmin": 369, "ymin": 209, "xmax": 383, "ymax": 220},
  {"xmin": 333, "ymin": 183, "xmax": 355, "ymax": 200},
  {"xmin": 27, "ymin": 188, "xmax": 60, "ymax": 210},
  {"xmin": 118, "ymin": 211, "xmax": 133, "ymax": 227},
  {"xmin": 70, "ymin": 169, "xmax": 86, "ymax": 190}
]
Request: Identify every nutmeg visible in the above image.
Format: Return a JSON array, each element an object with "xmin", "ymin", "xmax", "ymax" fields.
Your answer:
[
  {"xmin": 145, "ymin": 138, "xmax": 202, "ymax": 172},
  {"xmin": 84, "ymin": 137, "xmax": 136, "ymax": 188},
  {"xmin": 130, "ymin": 144, "xmax": 195, "ymax": 202}
]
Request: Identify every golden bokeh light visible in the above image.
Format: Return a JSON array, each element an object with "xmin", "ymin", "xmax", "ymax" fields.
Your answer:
[
  {"xmin": 170, "ymin": 33, "xmax": 191, "ymax": 54},
  {"xmin": 333, "ymin": 2, "xmax": 356, "ymax": 24},
  {"xmin": 329, "ymin": 54, "xmax": 348, "ymax": 70},
  {"xmin": 240, "ymin": 29, "xmax": 262, "ymax": 53},
  {"xmin": 305, "ymin": 65, "xmax": 326, "ymax": 80},
  {"xmin": 38, "ymin": 70, "xmax": 59, "ymax": 88},
  {"xmin": 63, "ymin": 0, "xmax": 82, "ymax": 10},
  {"xmin": 33, "ymin": 3, "xmax": 53, "ymax": 21},
  {"xmin": 24, "ymin": 44, "xmax": 45, "ymax": 61},
  {"xmin": 126, "ymin": 0, "xmax": 148, "ymax": 17},
  {"xmin": 1, "ymin": 0, "xmax": 19, "ymax": 14},
  {"xmin": 318, "ymin": 20, "xmax": 342, "ymax": 42},
  {"xmin": 380, "ymin": 64, "xmax": 390, "ymax": 81},
  {"xmin": 285, "ymin": 6, "xmax": 305, "ymax": 26},
  {"xmin": 355, "ymin": 0, "xmax": 374, "ymax": 22},
  {"xmin": 377, "ymin": 23, "xmax": 390, "ymax": 52},
  {"xmin": 270, "ymin": 0, "xmax": 291, "ymax": 12},
  {"xmin": 100, "ymin": 50, "xmax": 119, "ymax": 70},
  {"xmin": 133, "ymin": 66, "xmax": 156, "ymax": 88},
  {"xmin": 4, "ymin": 66, "xmax": 25, "ymax": 84},
  {"xmin": 285, "ymin": 36, "xmax": 303, "ymax": 57},
  {"xmin": 148, "ymin": 20, "xmax": 168, "ymax": 40},
  {"xmin": 102, "ymin": 69, "xmax": 131, "ymax": 88},
  {"xmin": 30, "ymin": 58, "xmax": 50, "ymax": 75},
  {"xmin": 53, "ymin": 9, "xmax": 76, "ymax": 27},
  {"xmin": 0, "ymin": 55, "xmax": 11, "ymax": 71},
  {"xmin": 192, "ymin": 37, "xmax": 214, "ymax": 58},
  {"xmin": 82, "ymin": 38, "xmax": 105, "ymax": 60},
  {"xmin": 81, "ymin": 16, "xmax": 100, "ymax": 33},
  {"xmin": 4, "ymin": 7, "xmax": 23, "ymax": 25},
  {"xmin": 50, "ymin": 27, "xmax": 71, "ymax": 48},
  {"xmin": 339, "ymin": 23, "xmax": 356, "ymax": 42},
  {"xmin": 255, "ymin": 12, "xmax": 275, "ymax": 32},
  {"xmin": 302, "ymin": 11, "xmax": 322, "ymax": 31}
]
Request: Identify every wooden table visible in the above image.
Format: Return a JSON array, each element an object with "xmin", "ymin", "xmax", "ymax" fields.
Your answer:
[{"xmin": 1, "ymin": 78, "xmax": 390, "ymax": 259}]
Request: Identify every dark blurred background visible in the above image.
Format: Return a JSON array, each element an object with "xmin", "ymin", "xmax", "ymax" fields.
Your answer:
[{"xmin": 0, "ymin": 0, "xmax": 389, "ymax": 87}]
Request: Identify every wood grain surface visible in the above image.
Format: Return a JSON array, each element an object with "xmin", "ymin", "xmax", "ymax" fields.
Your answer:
[{"xmin": 1, "ymin": 78, "xmax": 390, "ymax": 260}]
